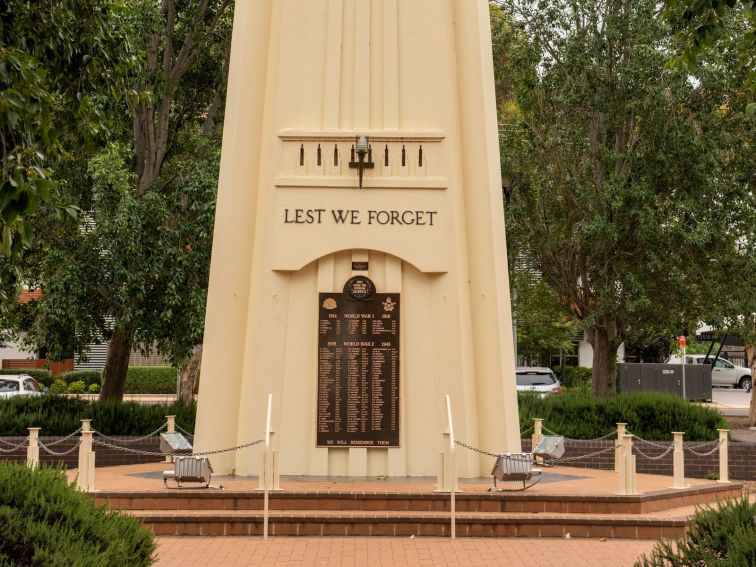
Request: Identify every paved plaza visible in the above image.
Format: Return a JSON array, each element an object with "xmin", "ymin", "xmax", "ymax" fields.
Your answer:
[{"xmin": 154, "ymin": 536, "xmax": 657, "ymax": 566}]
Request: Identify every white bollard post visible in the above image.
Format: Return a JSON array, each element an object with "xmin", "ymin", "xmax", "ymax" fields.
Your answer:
[
  {"xmin": 436, "ymin": 431, "xmax": 450, "ymax": 492},
  {"xmin": 165, "ymin": 415, "xmax": 175, "ymax": 462},
  {"xmin": 269, "ymin": 430, "xmax": 281, "ymax": 491},
  {"xmin": 717, "ymin": 429, "xmax": 730, "ymax": 483},
  {"xmin": 445, "ymin": 395, "xmax": 456, "ymax": 540},
  {"xmin": 27, "ymin": 428, "xmax": 40, "ymax": 469},
  {"xmin": 77, "ymin": 420, "xmax": 95, "ymax": 492},
  {"xmin": 263, "ymin": 393, "xmax": 272, "ymax": 539},
  {"xmin": 614, "ymin": 423, "xmax": 627, "ymax": 472},
  {"xmin": 617, "ymin": 433, "xmax": 636, "ymax": 495},
  {"xmin": 531, "ymin": 418, "xmax": 543, "ymax": 450},
  {"xmin": 623, "ymin": 434, "xmax": 637, "ymax": 495},
  {"xmin": 671, "ymin": 432, "xmax": 686, "ymax": 489},
  {"xmin": 617, "ymin": 433, "xmax": 627, "ymax": 495}
]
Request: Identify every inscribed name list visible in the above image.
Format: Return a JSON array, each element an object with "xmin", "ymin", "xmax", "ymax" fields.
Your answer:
[{"xmin": 317, "ymin": 292, "xmax": 400, "ymax": 447}]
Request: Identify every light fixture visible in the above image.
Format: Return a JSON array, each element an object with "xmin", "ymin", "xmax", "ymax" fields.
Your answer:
[{"xmin": 349, "ymin": 135, "xmax": 374, "ymax": 188}]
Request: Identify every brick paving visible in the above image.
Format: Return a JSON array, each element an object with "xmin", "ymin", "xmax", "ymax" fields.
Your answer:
[
  {"xmin": 85, "ymin": 463, "xmax": 746, "ymax": 565},
  {"xmin": 154, "ymin": 536, "xmax": 657, "ymax": 566},
  {"xmin": 73, "ymin": 461, "xmax": 718, "ymax": 495}
]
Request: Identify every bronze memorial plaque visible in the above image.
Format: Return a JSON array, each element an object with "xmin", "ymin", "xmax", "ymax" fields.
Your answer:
[{"xmin": 317, "ymin": 277, "xmax": 400, "ymax": 447}]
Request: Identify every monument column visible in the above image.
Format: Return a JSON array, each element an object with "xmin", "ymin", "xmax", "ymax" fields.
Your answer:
[{"xmin": 195, "ymin": 0, "xmax": 521, "ymax": 477}]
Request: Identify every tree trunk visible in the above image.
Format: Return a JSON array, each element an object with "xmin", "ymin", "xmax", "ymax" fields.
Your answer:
[
  {"xmin": 178, "ymin": 343, "xmax": 202, "ymax": 404},
  {"xmin": 586, "ymin": 324, "xmax": 619, "ymax": 396},
  {"xmin": 747, "ymin": 344, "xmax": 755, "ymax": 427},
  {"xmin": 100, "ymin": 326, "xmax": 133, "ymax": 401}
]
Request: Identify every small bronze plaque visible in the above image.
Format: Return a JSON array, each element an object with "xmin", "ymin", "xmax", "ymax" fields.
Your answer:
[
  {"xmin": 351, "ymin": 261, "xmax": 369, "ymax": 271},
  {"xmin": 343, "ymin": 275, "xmax": 375, "ymax": 300}
]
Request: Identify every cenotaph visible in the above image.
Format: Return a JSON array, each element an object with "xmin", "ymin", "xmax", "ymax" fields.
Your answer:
[{"xmin": 194, "ymin": 0, "xmax": 521, "ymax": 478}]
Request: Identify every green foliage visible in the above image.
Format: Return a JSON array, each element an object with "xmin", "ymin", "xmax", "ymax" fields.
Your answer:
[
  {"xmin": 663, "ymin": 0, "xmax": 755, "ymax": 114},
  {"xmin": 0, "ymin": 368, "xmax": 52, "ymax": 387},
  {"xmin": 496, "ymin": 0, "xmax": 752, "ymax": 394},
  {"xmin": 67, "ymin": 380, "xmax": 85, "ymax": 394},
  {"xmin": 58, "ymin": 367, "xmax": 176, "ymax": 393},
  {"xmin": 12, "ymin": 0, "xmax": 233, "ymax": 399},
  {"xmin": 59, "ymin": 370, "xmax": 102, "ymax": 386},
  {"xmin": 48, "ymin": 379, "xmax": 67, "ymax": 396},
  {"xmin": 124, "ymin": 366, "xmax": 176, "ymax": 394},
  {"xmin": 0, "ymin": 0, "xmax": 129, "ymax": 263},
  {"xmin": 0, "ymin": 463, "xmax": 155, "ymax": 566},
  {"xmin": 0, "ymin": 396, "xmax": 195, "ymax": 435},
  {"xmin": 557, "ymin": 366, "xmax": 592, "ymax": 390},
  {"xmin": 518, "ymin": 391, "xmax": 727, "ymax": 440},
  {"xmin": 635, "ymin": 497, "xmax": 756, "ymax": 566},
  {"xmin": 88, "ymin": 383, "xmax": 100, "ymax": 394}
]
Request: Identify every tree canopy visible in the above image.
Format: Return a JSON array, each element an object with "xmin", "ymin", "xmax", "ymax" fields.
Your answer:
[
  {"xmin": 495, "ymin": 0, "xmax": 752, "ymax": 394},
  {"xmin": 13, "ymin": 0, "xmax": 233, "ymax": 400}
]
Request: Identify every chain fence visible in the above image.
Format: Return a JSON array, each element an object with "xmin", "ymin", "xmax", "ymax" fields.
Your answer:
[
  {"xmin": 684, "ymin": 438, "xmax": 724, "ymax": 457},
  {"xmin": 540, "ymin": 425, "xmax": 616, "ymax": 442},
  {"xmin": 92, "ymin": 423, "xmax": 167, "ymax": 445},
  {"xmin": 633, "ymin": 442, "xmax": 675, "ymax": 461},
  {"xmin": 93, "ymin": 438, "xmax": 265, "ymax": 458},
  {"xmin": 175, "ymin": 423, "xmax": 194, "ymax": 438},
  {"xmin": 38, "ymin": 439, "xmax": 81, "ymax": 457},
  {"xmin": 455, "ymin": 438, "xmax": 619, "ymax": 466},
  {"xmin": 42, "ymin": 427, "xmax": 83, "ymax": 447},
  {"xmin": 0, "ymin": 438, "xmax": 28, "ymax": 453},
  {"xmin": 519, "ymin": 425, "xmax": 534, "ymax": 437}
]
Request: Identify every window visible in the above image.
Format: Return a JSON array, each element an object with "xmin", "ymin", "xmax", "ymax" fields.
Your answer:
[
  {"xmin": 0, "ymin": 380, "xmax": 20, "ymax": 393},
  {"xmin": 23, "ymin": 379, "xmax": 41, "ymax": 392},
  {"xmin": 516, "ymin": 371, "xmax": 556, "ymax": 386}
]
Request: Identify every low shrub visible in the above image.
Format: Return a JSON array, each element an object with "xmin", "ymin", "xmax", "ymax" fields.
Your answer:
[
  {"xmin": 67, "ymin": 380, "xmax": 86, "ymax": 394},
  {"xmin": 59, "ymin": 370, "xmax": 101, "ymax": 387},
  {"xmin": 0, "ymin": 396, "xmax": 196, "ymax": 436},
  {"xmin": 0, "ymin": 463, "xmax": 155, "ymax": 566},
  {"xmin": 48, "ymin": 379, "xmax": 68, "ymax": 396},
  {"xmin": 555, "ymin": 366, "xmax": 592, "ymax": 390},
  {"xmin": 518, "ymin": 391, "xmax": 727, "ymax": 440},
  {"xmin": 0, "ymin": 368, "xmax": 53, "ymax": 387},
  {"xmin": 88, "ymin": 383, "xmax": 100, "ymax": 394},
  {"xmin": 635, "ymin": 497, "xmax": 756, "ymax": 566},
  {"xmin": 124, "ymin": 366, "xmax": 176, "ymax": 394},
  {"xmin": 58, "ymin": 367, "xmax": 177, "ymax": 394}
]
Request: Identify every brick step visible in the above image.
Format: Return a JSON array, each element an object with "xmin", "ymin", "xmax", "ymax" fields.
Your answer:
[
  {"xmin": 97, "ymin": 482, "xmax": 742, "ymax": 515},
  {"xmin": 132, "ymin": 509, "xmax": 689, "ymax": 539}
]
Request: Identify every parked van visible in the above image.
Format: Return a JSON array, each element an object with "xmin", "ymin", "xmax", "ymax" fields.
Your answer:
[{"xmin": 684, "ymin": 355, "xmax": 752, "ymax": 390}]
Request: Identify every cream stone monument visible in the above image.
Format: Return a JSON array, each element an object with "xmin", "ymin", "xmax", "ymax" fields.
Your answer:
[{"xmin": 194, "ymin": 0, "xmax": 521, "ymax": 478}]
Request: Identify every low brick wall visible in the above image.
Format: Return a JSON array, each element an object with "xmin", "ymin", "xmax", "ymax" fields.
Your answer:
[
  {"xmin": 522, "ymin": 439, "xmax": 756, "ymax": 481},
  {"xmin": 0, "ymin": 436, "xmax": 163, "ymax": 468}
]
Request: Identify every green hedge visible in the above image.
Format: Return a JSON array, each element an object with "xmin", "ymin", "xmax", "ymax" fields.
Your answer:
[
  {"xmin": 635, "ymin": 497, "xmax": 756, "ymax": 566},
  {"xmin": 0, "ymin": 397, "xmax": 195, "ymax": 436},
  {"xmin": 59, "ymin": 370, "xmax": 101, "ymax": 387},
  {"xmin": 554, "ymin": 366, "xmax": 592, "ymax": 390},
  {"xmin": 58, "ymin": 367, "xmax": 177, "ymax": 394},
  {"xmin": 518, "ymin": 391, "xmax": 727, "ymax": 441},
  {"xmin": 0, "ymin": 369, "xmax": 54, "ymax": 387},
  {"xmin": 0, "ymin": 463, "xmax": 155, "ymax": 566},
  {"xmin": 124, "ymin": 366, "xmax": 176, "ymax": 394}
]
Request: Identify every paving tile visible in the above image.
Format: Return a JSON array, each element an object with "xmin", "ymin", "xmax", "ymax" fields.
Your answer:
[{"xmin": 155, "ymin": 537, "xmax": 659, "ymax": 567}]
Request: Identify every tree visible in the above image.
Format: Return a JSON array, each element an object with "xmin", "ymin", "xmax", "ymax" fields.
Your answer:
[
  {"xmin": 496, "ymin": 0, "xmax": 749, "ymax": 395},
  {"xmin": 662, "ymin": 0, "xmax": 755, "ymax": 113},
  {"xmin": 0, "ymin": 0, "xmax": 126, "ymax": 266},
  {"xmin": 17, "ymin": 0, "xmax": 232, "ymax": 400}
]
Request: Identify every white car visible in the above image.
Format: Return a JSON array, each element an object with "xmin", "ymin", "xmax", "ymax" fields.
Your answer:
[
  {"xmin": 0, "ymin": 374, "xmax": 45, "ymax": 399},
  {"xmin": 516, "ymin": 367, "xmax": 561, "ymax": 397},
  {"xmin": 684, "ymin": 355, "xmax": 752, "ymax": 390}
]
